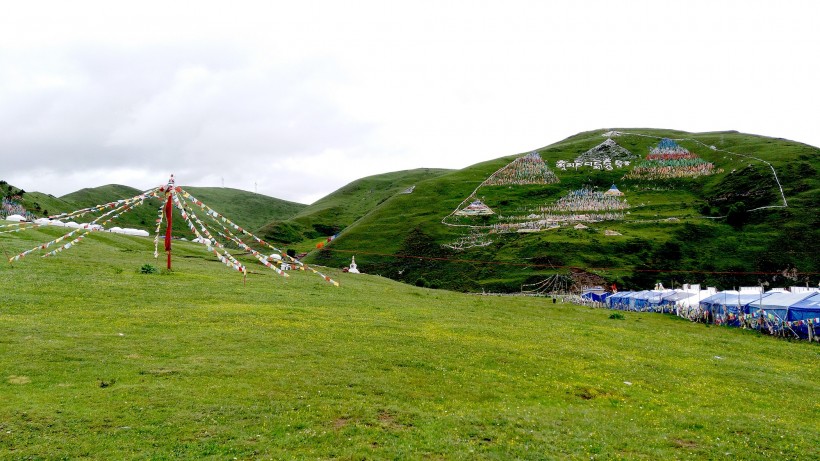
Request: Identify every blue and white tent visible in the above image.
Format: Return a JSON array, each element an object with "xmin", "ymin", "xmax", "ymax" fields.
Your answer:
[
  {"xmin": 607, "ymin": 291, "xmax": 634, "ymax": 310},
  {"xmin": 746, "ymin": 291, "xmax": 817, "ymax": 323},
  {"xmin": 631, "ymin": 290, "xmax": 675, "ymax": 311},
  {"xmin": 787, "ymin": 292, "xmax": 820, "ymax": 321},
  {"xmin": 786, "ymin": 292, "xmax": 820, "ymax": 338},
  {"xmin": 700, "ymin": 292, "xmax": 773, "ymax": 326},
  {"xmin": 660, "ymin": 290, "xmax": 696, "ymax": 306},
  {"xmin": 624, "ymin": 291, "xmax": 650, "ymax": 310},
  {"xmin": 631, "ymin": 290, "xmax": 655, "ymax": 310},
  {"xmin": 580, "ymin": 291, "xmax": 610, "ymax": 303}
]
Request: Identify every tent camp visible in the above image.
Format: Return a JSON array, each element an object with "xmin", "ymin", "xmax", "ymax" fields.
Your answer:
[{"xmin": 589, "ymin": 284, "xmax": 817, "ymax": 340}]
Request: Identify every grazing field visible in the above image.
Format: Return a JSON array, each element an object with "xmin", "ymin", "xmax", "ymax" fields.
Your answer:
[{"xmin": 1, "ymin": 228, "xmax": 818, "ymax": 460}]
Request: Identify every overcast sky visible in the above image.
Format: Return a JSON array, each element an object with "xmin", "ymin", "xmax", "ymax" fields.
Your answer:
[{"xmin": 1, "ymin": 0, "xmax": 817, "ymax": 204}]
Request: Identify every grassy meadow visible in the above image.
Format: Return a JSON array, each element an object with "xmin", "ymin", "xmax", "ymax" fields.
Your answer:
[{"xmin": 1, "ymin": 226, "xmax": 819, "ymax": 460}]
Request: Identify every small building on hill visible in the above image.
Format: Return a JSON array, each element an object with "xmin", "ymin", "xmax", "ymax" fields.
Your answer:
[
  {"xmin": 603, "ymin": 184, "xmax": 624, "ymax": 196},
  {"xmin": 456, "ymin": 200, "xmax": 494, "ymax": 216},
  {"xmin": 347, "ymin": 256, "xmax": 360, "ymax": 274}
]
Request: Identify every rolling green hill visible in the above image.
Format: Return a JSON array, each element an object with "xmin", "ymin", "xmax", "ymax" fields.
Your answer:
[
  {"xmin": 181, "ymin": 186, "xmax": 305, "ymax": 231},
  {"xmin": 19, "ymin": 191, "xmax": 76, "ymax": 218},
  {"xmin": 1, "ymin": 182, "xmax": 307, "ymax": 239},
  {"xmin": 307, "ymin": 129, "xmax": 820, "ymax": 292},
  {"xmin": 257, "ymin": 168, "xmax": 451, "ymax": 245},
  {"xmin": 2, "ymin": 181, "xmax": 74, "ymax": 218},
  {"xmin": 57, "ymin": 184, "xmax": 168, "ymax": 232},
  {"xmin": 0, "ymin": 226, "xmax": 817, "ymax": 459},
  {"xmin": 61, "ymin": 184, "xmax": 147, "ymax": 208},
  {"xmin": 60, "ymin": 184, "xmax": 306, "ymax": 232}
]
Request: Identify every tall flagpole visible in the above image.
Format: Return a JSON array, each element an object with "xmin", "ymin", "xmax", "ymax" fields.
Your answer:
[{"xmin": 164, "ymin": 174, "xmax": 175, "ymax": 270}]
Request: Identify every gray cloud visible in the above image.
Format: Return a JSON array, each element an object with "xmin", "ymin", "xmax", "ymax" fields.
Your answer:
[{"xmin": 0, "ymin": 42, "xmax": 372, "ymax": 201}]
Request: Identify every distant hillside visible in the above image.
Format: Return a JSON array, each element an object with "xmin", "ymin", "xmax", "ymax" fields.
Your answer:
[
  {"xmin": 307, "ymin": 129, "xmax": 820, "ymax": 292},
  {"xmin": 61, "ymin": 184, "xmax": 146, "ymax": 207},
  {"xmin": 58, "ymin": 184, "xmax": 177, "ymax": 234},
  {"xmin": 2, "ymin": 181, "xmax": 72, "ymax": 218},
  {"xmin": 182, "ymin": 187, "xmax": 305, "ymax": 231},
  {"xmin": 20, "ymin": 192, "xmax": 75, "ymax": 217},
  {"xmin": 2, "ymin": 181, "xmax": 307, "ymax": 240},
  {"xmin": 56, "ymin": 184, "xmax": 306, "ymax": 235},
  {"xmin": 257, "ymin": 168, "xmax": 451, "ymax": 244}
]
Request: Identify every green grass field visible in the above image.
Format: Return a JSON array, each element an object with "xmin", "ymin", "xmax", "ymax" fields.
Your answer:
[{"xmin": 1, "ymin": 226, "xmax": 818, "ymax": 459}]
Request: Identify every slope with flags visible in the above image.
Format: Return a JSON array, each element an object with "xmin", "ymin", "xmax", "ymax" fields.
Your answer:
[{"xmin": 2, "ymin": 175, "xmax": 339, "ymax": 286}]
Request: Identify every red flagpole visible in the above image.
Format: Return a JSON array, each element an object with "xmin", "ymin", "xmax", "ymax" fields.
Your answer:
[{"xmin": 164, "ymin": 175, "xmax": 175, "ymax": 270}]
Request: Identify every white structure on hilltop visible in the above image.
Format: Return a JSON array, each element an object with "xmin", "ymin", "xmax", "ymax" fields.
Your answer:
[
  {"xmin": 455, "ymin": 199, "xmax": 494, "ymax": 216},
  {"xmin": 604, "ymin": 184, "xmax": 624, "ymax": 196},
  {"xmin": 348, "ymin": 256, "xmax": 360, "ymax": 274}
]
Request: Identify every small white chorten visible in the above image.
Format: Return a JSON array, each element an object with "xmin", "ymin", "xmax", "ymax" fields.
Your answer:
[{"xmin": 348, "ymin": 256, "xmax": 360, "ymax": 274}]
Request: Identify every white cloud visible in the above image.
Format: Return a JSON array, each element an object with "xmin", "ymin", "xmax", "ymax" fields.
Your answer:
[{"xmin": 1, "ymin": 0, "xmax": 818, "ymax": 204}]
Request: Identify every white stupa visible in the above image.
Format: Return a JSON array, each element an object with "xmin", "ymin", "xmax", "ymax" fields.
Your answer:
[{"xmin": 348, "ymin": 256, "xmax": 360, "ymax": 274}]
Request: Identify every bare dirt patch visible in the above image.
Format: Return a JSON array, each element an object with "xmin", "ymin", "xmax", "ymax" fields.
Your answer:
[
  {"xmin": 7, "ymin": 375, "xmax": 31, "ymax": 385},
  {"xmin": 672, "ymin": 438, "xmax": 699, "ymax": 449},
  {"xmin": 333, "ymin": 417, "xmax": 350, "ymax": 430}
]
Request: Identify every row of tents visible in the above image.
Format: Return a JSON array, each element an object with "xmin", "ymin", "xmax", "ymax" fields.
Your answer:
[
  {"xmin": 15, "ymin": 217, "xmax": 151, "ymax": 236},
  {"xmin": 580, "ymin": 285, "xmax": 820, "ymax": 340}
]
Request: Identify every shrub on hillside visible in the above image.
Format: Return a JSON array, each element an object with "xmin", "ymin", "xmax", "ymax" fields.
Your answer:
[{"xmin": 140, "ymin": 264, "xmax": 158, "ymax": 274}]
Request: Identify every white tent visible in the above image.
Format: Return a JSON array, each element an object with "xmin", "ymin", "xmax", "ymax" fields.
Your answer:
[
  {"xmin": 4, "ymin": 214, "xmax": 26, "ymax": 222},
  {"xmin": 122, "ymin": 228, "xmax": 149, "ymax": 237}
]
